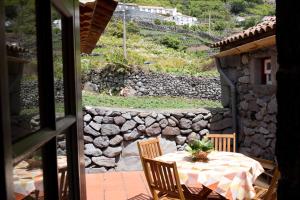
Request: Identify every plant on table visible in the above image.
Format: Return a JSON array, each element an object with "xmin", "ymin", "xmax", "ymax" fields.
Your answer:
[{"xmin": 185, "ymin": 138, "xmax": 214, "ymax": 161}]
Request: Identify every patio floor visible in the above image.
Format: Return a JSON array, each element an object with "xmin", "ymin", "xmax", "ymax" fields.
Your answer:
[{"xmin": 86, "ymin": 171, "xmax": 152, "ymax": 200}]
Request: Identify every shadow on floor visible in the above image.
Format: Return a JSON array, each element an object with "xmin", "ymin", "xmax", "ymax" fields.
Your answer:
[{"xmin": 127, "ymin": 193, "xmax": 152, "ymax": 200}]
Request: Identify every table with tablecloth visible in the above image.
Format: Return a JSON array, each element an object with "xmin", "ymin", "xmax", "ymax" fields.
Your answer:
[
  {"xmin": 13, "ymin": 156, "xmax": 67, "ymax": 200},
  {"xmin": 155, "ymin": 151, "xmax": 264, "ymax": 200}
]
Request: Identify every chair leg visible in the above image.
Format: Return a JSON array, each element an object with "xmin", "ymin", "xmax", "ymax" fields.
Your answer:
[{"xmin": 152, "ymin": 190, "xmax": 160, "ymax": 200}]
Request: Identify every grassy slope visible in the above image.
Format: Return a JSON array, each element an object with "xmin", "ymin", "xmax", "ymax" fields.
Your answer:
[
  {"xmin": 81, "ymin": 20, "xmax": 218, "ymax": 77},
  {"xmin": 83, "ymin": 92, "xmax": 222, "ymax": 109}
]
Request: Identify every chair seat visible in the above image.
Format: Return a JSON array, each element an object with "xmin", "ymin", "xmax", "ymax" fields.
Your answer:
[{"xmin": 254, "ymin": 186, "xmax": 268, "ymax": 200}]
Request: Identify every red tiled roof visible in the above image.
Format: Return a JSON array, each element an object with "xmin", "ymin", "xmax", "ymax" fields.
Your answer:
[
  {"xmin": 212, "ymin": 16, "xmax": 276, "ymax": 49},
  {"xmin": 80, "ymin": 0, "xmax": 118, "ymax": 54}
]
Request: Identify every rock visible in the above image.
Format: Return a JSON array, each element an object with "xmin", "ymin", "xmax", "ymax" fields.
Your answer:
[
  {"xmin": 58, "ymin": 141, "xmax": 66, "ymax": 149},
  {"xmin": 145, "ymin": 116, "xmax": 156, "ymax": 127},
  {"xmin": 192, "ymin": 114, "xmax": 204, "ymax": 123},
  {"xmin": 92, "ymin": 156, "xmax": 116, "ymax": 167},
  {"xmin": 95, "ymin": 108, "xmax": 106, "ymax": 116},
  {"xmin": 168, "ymin": 119, "xmax": 177, "ymax": 127},
  {"xmin": 108, "ymin": 111, "xmax": 121, "ymax": 117},
  {"xmin": 159, "ymin": 119, "xmax": 168, "ymax": 128},
  {"xmin": 114, "ymin": 116, "xmax": 126, "ymax": 125},
  {"xmin": 175, "ymin": 135, "xmax": 186, "ymax": 145},
  {"xmin": 145, "ymin": 123, "xmax": 161, "ymax": 136},
  {"xmin": 103, "ymin": 146, "xmax": 122, "ymax": 158},
  {"xmin": 252, "ymin": 134, "xmax": 269, "ymax": 149},
  {"xmin": 57, "ymin": 148, "xmax": 65, "ymax": 156},
  {"xmin": 256, "ymin": 98, "xmax": 267, "ymax": 107},
  {"xmin": 267, "ymin": 98, "xmax": 277, "ymax": 114},
  {"xmin": 186, "ymin": 113, "xmax": 196, "ymax": 118},
  {"xmin": 124, "ymin": 129, "xmax": 141, "ymax": 140},
  {"xmin": 180, "ymin": 129, "xmax": 192, "ymax": 135},
  {"xmin": 210, "ymin": 114, "xmax": 223, "ymax": 123},
  {"xmin": 139, "ymin": 112, "xmax": 150, "ymax": 118},
  {"xmin": 84, "ymin": 144, "xmax": 102, "ymax": 156},
  {"xmin": 203, "ymin": 113, "xmax": 212, "ymax": 120},
  {"xmin": 86, "ymin": 167, "xmax": 107, "ymax": 173},
  {"xmin": 156, "ymin": 114, "xmax": 165, "ymax": 121},
  {"xmin": 258, "ymin": 127, "xmax": 269, "ymax": 135},
  {"xmin": 243, "ymin": 127, "xmax": 255, "ymax": 136},
  {"xmin": 101, "ymin": 124, "xmax": 120, "ymax": 136},
  {"xmin": 83, "ymin": 82, "xmax": 98, "ymax": 92},
  {"xmin": 187, "ymin": 132, "xmax": 200, "ymax": 143},
  {"xmin": 102, "ymin": 116, "xmax": 114, "ymax": 124},
  {"xmin": 84, "ymin": 135, "xmax": 93, "ymax": 143},
  {"xmin": 162, "ymin": 126, "xmax": 180, "ymax": 136},
  {"xmin": 93, "ymin": 136, "xmax": 109, "ymax": 148},
  {"xmin": 137, "ymin": 125, "xmax": 146, "ymax": 133},
  {"xmin": 93, "ymin": 116, "xmax": 103, "ymax": 124},
  {"xmin": 89, "ymin": 121, "xmax": 101, "ymax": 131},
  {"xmin": 239, "ymin": 76, "xmax": 249, "ymax": 84},
  {"xmin": 200, "ymin": 129, "xmax": 209, "ymax": 136},
  {"xmin": 133, "ymin": 116, "xmax": 144, "ymax": 124},
  {"xmin": 122, "ymin": 113, "xmax": 132, "ymax": 120},
  {"xmin": 210, "ymin": 118, "xmax": 232, "ymax": 131},
  {"xmin": 169, "ymin": 116, "xmax": 179, "ymax": 124},
  {"xmin": 151, "ymin": 112, "xmax": 158, "ymax": 118},
  {"xmin": 159, "ymin": 137, "xmax": 177, "ymax": 153},
  {"xmin": 109, "ymin": 135, "xmax": 123, "ymax": 146},
  {"xmin": 179, "ymin": 118, "xmax": 192, "ymax": 129},
  {"xmin": 84, "ymin": 125, "xmax": 101, "ymax": 137},
  {"xmin": 84, "ymin": 114, "xmax": 92, "ymax": 122},
  {"xmin": 171, "ymin": 113, "xmax": 184, "ymax": 119},
  {"xmin": 121, "ymin": 120, "xmax": 137, "ymax": 132},
  {"xmin": 85, "ymin": 156, "xmax": 92, "ymax": 167},
  {"xmin": 192, "ymin": 120, "xmax": 208, "ymax": 131},
  {"xmin": 240, "ymin": 101, "xmax": 248, "ymax": 110}
]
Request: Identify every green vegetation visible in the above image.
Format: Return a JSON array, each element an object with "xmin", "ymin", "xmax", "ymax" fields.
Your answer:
[
  {"xmin": 185, "ymin": 138, "xmax": 214, "ymax": 154},
  {"xmin": 81, "ymin": 19, "xmax": 218, "ymax": 77},
  {"xmin": 126, "ymin": 0, "xmax": 275, "ymax": 32},
  {"xmin": 82, "ymin": 92, "xmax": 222, "ymax": 109}
]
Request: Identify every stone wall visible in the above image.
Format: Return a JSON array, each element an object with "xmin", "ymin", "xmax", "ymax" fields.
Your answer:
[
  {"xmin": 57, "ymin": 107, "xmax": 233, "ymax": 172},
  {"xmin": 219, "ymin": 46, "xmax": 278, "ymax": 160},
  {"xmin": 83, "ymin": 65, "xmax": 221, "ymax": 100}
]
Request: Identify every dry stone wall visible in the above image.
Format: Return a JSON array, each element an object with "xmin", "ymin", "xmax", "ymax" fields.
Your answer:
[
  {"xmin": 56, "ymin": 107, "xmax": 233, "ymax": 172},
  {"xmin": 83, "ymin": 67, "xmax": 221, "ymax": 100}
]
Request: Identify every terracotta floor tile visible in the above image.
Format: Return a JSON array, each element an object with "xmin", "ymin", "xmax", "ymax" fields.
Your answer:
[{"xmin": 86, "ymin": 171, "xmax": 153, "ymax": 200}]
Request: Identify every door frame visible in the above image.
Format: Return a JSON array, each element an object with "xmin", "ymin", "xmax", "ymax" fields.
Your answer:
[{"xmin": 0, "ymin": 0, "xmax": 86, "ymax": 199}]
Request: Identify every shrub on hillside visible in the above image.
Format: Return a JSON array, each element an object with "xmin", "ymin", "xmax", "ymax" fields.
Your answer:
[
  {"xmin": 230, "ymin": 0, "xmax": 247, "ymax": 14},
  {"xmin": 154, "ymin": 19, "xmax": 162, "ymax": 25},
  {"xmin": 241, "ymin": 16, "xmax": 261, "ymax": 29},
  {"xmin": 160, "ymin": 36, "xmax": 181, "ymax": 50},
  {"xmin": 127, "ymin": 22, "xmax": 140, "ymax": 34}
]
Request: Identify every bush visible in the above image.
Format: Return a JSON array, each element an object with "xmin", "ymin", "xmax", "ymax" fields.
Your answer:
[
  {"xmin": 160, "ymin": 36, "xmax": 181, "ymax": 50},
  {"xmin": 230, "ymin": 0, "xmax": 247, "ymax": 14},
  {"xmin": 241, "ymin": 16, "xmax": 261, "ymax": 29},
  {"xmin": 154, "ymin": 19, "xmax": 162, "ymax": 25},
  {"xmin": 127, "ymin": 21, "xmax": 140, "ymax": 34}
]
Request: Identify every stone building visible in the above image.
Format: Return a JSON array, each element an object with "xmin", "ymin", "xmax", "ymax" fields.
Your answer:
[{"xmin": 212, "ymin": 17, "xmax": 277, "ymax": 160}]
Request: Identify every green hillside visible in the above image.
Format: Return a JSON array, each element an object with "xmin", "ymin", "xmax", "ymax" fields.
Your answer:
[
  {"xmin": 81, "ymin": 20, "xmax": 218, "ymax": 77},
  {"xmin": 125, "ymin": 0, "xmax": 275, "ymax": 31}
]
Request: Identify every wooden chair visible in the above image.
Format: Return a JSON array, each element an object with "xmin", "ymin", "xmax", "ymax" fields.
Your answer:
[
  {"xmin": 142, "ymin": 158, "xmax": 212, "ymax": 200},
  {"xmin": 251, "ymin": 157, "xmax": 276, "ymax": 189},
  {"xmin": 254, "ymin": 167, "xmax": 280, "ymax": 200},
  {"xmin": 206, "ymin": 133, "xmax": 236, "ymax": 152},
  {"xmin": 59, "ymin": 166, "xmax": 69, "ymax": 200},
  {"xmin": 137, "ymin": 138, "xmax": 163, "ymax": 159}
]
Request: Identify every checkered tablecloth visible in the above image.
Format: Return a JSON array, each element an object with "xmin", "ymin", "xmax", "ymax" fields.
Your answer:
[{"xmin": 155, "ymin": 151, "xmax": 264, "ymax": 200}]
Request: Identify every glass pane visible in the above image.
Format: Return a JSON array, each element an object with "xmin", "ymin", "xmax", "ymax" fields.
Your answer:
[
  {"xmin": 5, "ymin": 0, "xmax": 40, "ymax": 140},
  {"xmin": 57, "ymin": 134, "xmax": 69, "ymax": 199},
  {"xmin": 13, "ymin": 149, "xmax": 44, "ymax": 200},
  {"xmin": 51, "ymin": 7, "xmax": 65, "ymax": 120}
]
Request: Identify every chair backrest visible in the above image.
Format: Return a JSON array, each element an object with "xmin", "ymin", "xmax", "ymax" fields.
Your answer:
[
  {"xmin": 137, "ymin": 138, "xmax": 163, "ymax": 159},
  {"xmin": 206, "ymin": 133, "xmax": 236, "ymax": 152},
  {"xmin": 264, "ymin": 167, "xmax": 280, "ymax": 200},
  {"xmin": 59, "ymin": 166, "xmax": 69, "ymax": 200},
  {"xmin": 143, "ymin": 157, "xmax": 185, "ymax": 200}
]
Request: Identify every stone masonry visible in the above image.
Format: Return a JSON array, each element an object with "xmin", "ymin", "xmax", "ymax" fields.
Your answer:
[{"xmin": 57, "ymin": 107, "xmax": 233, "ymax": 173}]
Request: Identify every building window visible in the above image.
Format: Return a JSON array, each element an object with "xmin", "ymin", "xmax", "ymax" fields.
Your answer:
[{"xmin": 262, "ymin": 58, "xmax": 272, "ymax": 85}]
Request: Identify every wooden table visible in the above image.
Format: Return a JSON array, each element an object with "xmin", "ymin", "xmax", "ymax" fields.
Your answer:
[
  {"xmin": 14, "ymin": 156, "xmax": 67, "ymax": 200},
  {"xmin": 155, "ymin": 151, "xmax": 264, "ymax": 200}
]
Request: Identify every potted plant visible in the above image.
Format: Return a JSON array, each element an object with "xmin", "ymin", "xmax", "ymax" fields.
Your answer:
[{"xmin": 185, "ymin": 138, "xmax": 214, "ymax": 161}]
